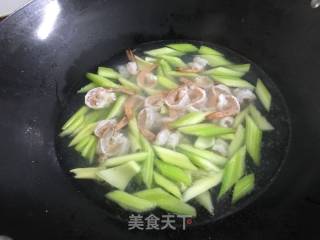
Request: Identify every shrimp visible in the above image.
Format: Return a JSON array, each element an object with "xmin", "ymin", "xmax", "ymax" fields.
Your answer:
[
  {"xmin": 233, "ymin": 88, "xmax": 256, "ymax": 104},
  {"xmin": 136, "ymin": 64, "xmax": 158, "ymax": 89},
  {"xmin": 176, "ymin": 56, "xmax": 208, "ymax": 73},
  {"xmin": 144, "ymin": 93, "xmax": 166, "ymax": 110},
  {"xmin": 206, "ymin": 95, "xmax": 240, "ymax": 120},
  {"xmin": 94, "ymin": 119, "xmax": 117, "ymax": 138},
  {"xmin": 98, "ymin": 131, "xmax": 130, "ymax": 157},
  {"xmin": 124, "ymin": 95, "xmax": 145, "ymax": 119},
  {"xmin": 137, "ymin": 107, "xmax": 162, "ymax": 141},
  {"xmin": 85, "ymin": 87, "xmax": 116, "ymax": 109}
]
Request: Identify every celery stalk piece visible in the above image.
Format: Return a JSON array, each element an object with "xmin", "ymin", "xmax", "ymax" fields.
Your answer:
[
  {"xmin": 62, "ymin": 106, "xmax": 89, "ymax": 130},
  {"xmin": 140, "ymin": 137, "xmax": 154, "ymax": 188},
  {"xmin": 153, "ymin": 145, "xmax": 197, "ymax": 170},
  {"xmin": 60, "ymin": 115, "xmax": 85, "ymax": 137},
  {"xmin": 75, "ymin": 135, "xmax": 91, "ymax": 152},
  {"xmin": 87, "ymin": 139, "xmax": 97, "ymax": 163},
  {"xmin": 170, "ymin": 112, "xmax": 207, "ymax": 128},
  {"xmin": 80, "ymin": 136, "xmax": 96, "ymax": 160},
  {"xmin": 194, "ymin": 136, "xmax": 216, "ymax": 149},
  {"xmin": 128, "ymin": 132, "xmax": 142, "ymax": 152},
  {"xmin": 198, "ymin": 46, "xmax": 223, "ymax": 56},
  {"xmin": 155, "ymin": 159, "xmax": 192, "ymax": 186},
  {"xmin": 167, "ymin": 43, "xmax": 198, "ymax": 52},
  {"xmin": 232, "ymin": 174, "xmax": 255, "ymax": 204},
  {"xmin": 233, "ymin": 107, "xmax": 249, "ymax": 128},
  {"xmin": 97, "ymin": 161, "xmax": 141, "ymax": 190},
  {"xmin": 106, "ymin": 190, "xmax": 156, "ymax": 213},
  {"xmin": 159, "ymin": 55, "xmax": 186, "ymax": 68},
  {"xmin": 183, "ymin": 172, "xmax": 223, "ymax": 202},
  {"xmin": 219, "ymin": 133, "xmax": 235, "ymax": 141},
  {"xmin": 68, "ymin": 123, "xmax": 96, "ymax": 147},
  {"xmin": 157, "ymin": 65, "xmax": 165, "ymax": 76},
  {"xmin": 157, "ymin": 75, "xmax": 178, "ymax": 89},
  {"xmin": 195, "ymin": 191, "xmax": 214, "ymax": 214},
  {"xmin": 248, "ymin": 104, "xmax": 274, "ymax": 131},
  {"xmin": 144, "ymin": 47, "xmax": 183, "ymax": 57},
  {"xmin": 154, "ymin": 172, "xmax": 181, "ymax": 198},
  {"xmin": 134, "ymin": 188, "xmax": 196, "ymax": 216},
  {"xmin": 200, "ymin": 55, "xmax": 231, "ymax": 66},
  {"xmin": 102, "ymin": 152, "xmax": 148, "ymax": 167},
  {"xmin": 178, "ymin": 123, "xmax": 234, "ymax": 137},
  {"xmin": 97, "ymin": 67, "xmax": 120, "ymax": 79},
  {"xmin": 118, "ymin": 77, "xmax": 140, "ymax": 91},
  {"xmin": 245, "ymin": 115, "xmax": 262, "ymax": 165},
  {"xmin": 208, "ymin": 66, "xmax": 246, "ymax": 78},
  {"xmin": 128, "ymin": 116, "xmax": 140, "ymax": 138},
  {"xmin": 256, "ymin": 79, "xmax": 271, "ymax": 111},
  {"xmin": 218, "ymin": 146, "xmax": 246, "ymax": 199},
  {"xmin": 145, "ymin": 57, "xmax": 157, "ymax": 63},
  {"xmin": 212, "ymin": 75, "xmax": 255, "ymax": 89},
  {"xmin": 159, "ymin": 59, "xmax": 173, "ymax": 73},
  {"xmin": 70, "ymin": 167, "xmax": 100, "ymax": 180},
  {"xmin": 182, "ymin": 151, "xmax": 221, "ymax": 172},
  {"xmin": 228, "ymin": 125, "xmax": 245, "ymax": 157},
  {"xmin": 106, "ymin": 95, "xmax": 127, "ymax": 119},
  {"xmin": 84, "ymin": 108, "xmax": 110, "ymax": 123},
  {"xmin": 167, "ymin": 71, "xmax": 199, "ymax": 78},
  {"xmin": 228, "ymin": 64, "xmax": 251, "ymax": 73},
  {"xmin": 134, "ymin": 55, "xmax": 154, "ymax": 69},
  {"xmin": 77, "ymin": 83, "xmax": 98, "ymax": 93},
  {"xmin": 86, "ymin": 73, "xmax": 120, "ymax": 88},
  {"xmin": 177, "ymin": 144, "xmax": 227, "ymax": 167}
]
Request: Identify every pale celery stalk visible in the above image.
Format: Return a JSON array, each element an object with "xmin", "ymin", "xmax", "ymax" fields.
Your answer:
[
  {"xmin": 102, "ymin": 152, "xmax": 148, "ymax": 167},
  {"xmin": 195, "ymin": 191, "xmax": 214, "ymax": 214},
  {"xmin": 75, "ymin": 135, "xmax": 91, "ymax": 152},
  {"xmin": 70, "ymin": 167, "xmax": 100, "ymax": 180},
  {"xmin": 159, "ymin": 55, "xmax": 186, "ymax": 68},
  {"xmin": 62, "ymin": 106, "xmax": 89, "ymax": 130},
  {"xmin": 81, "ymin": 136, "xmax": 97, "ymax": 163},
  {"xmin": 219, "ymin": 133, "xmax": 235, "ymax": 141},
  {"xmin": 256, "ymin": 79, "xmax": 271, "ymax": 111},
  {"xmin": 128, "ymin": 132, "xmax": 142, "ymax": 152},
  {"xmin": 182, "ymin": 151, "xmax": 221, "ymax": 172},
  {"xmin": 198, "ymin": 46, "xmax": 223, "ymax": 56},
  {"xmin": 140, "ymin": 137, "xmax": 154, "ymax": 188},
  {"xmin": 232, "ymin": 174, "xmax": 255, "ymax": 204},
  {"xmin": 77, "ymin": 83, "xmax": 98, "ymax": 93},
  {"xmin": 245, "ymin": 115, "xmax": 262, "ymax": 165},
  {"xmin": 153, "ymin": 172, "xmax": 181, "ymax": 198},
  {"xmin": 86, "ymin": 72, "xmax": 120, "ymax": 88},
  {"xmin": 201, "ymin": 55, "xmax": 231, "ymax": 67},
  {"xmin": 233, "ymin": 107, "xmax": 249, "ymax": 128},
  {"xmin": 106, "ymin": 95, "xmax": 127, "ymax": 119},
  {"xmin": 159, "ymin": 59, "xmax": 172, "ymax": 73},
  {"xmin": 68, "ymin": 123, "xmax": 96, "ymax": 147},
  {"xmin": 167, "ymin": 71, "xmax": 199, "ymax": 78},
  {"xmin": 157, "ymin": 75, "xmax": 178, "ymax": 89},
  {"xmin": 145, "ymin": 47, "xmax": 183, "ymax": 57},
  {"xmin": 167, "ymin": 43, "xmax": 198, "ymax": 52},
  {"xmin": 228, "ymin": 125, "xmax": 245, "ymax": 157},
  {"xmin": 118, "ymin": 77, "xmax": 140, "ymax": 91},
  {"xmin": 194, "ymin": 136, "xmax": 216, "ymax": 149},
  {"xmin": 97, "ymin": 67, "xmax": 120, "ymax": 79},
  {"xmin": 60, "ymin": 115, "xmax": 85, "ymax": 137},
  {"xmin": 212, "ymin": 75, "xmax": 255, "ymax": 89},
  {"xmin": 248, "ymin": 104, "xmax": 274, "ymax": 131},
  {"xmin": 228, "ymin": 64, "xmax": 251, "ymax": 72},
  {"xmin": 206, "ymin": 66, "xmax": 246, "ymax": 78},
  {"xmin": 170, "ymin": 112, "xmax": 207, "ymax": 128},
  {"xmin": 178, "ymin": 123, "xmax": 234, "ymax": 137}
]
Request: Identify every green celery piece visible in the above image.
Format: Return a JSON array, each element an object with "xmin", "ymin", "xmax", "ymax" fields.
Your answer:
[
  {"xmin": 245, "ymin": 115, "xmax": 262, "ymax": 165},
  {"xmin": 97, "ymin": 67, "xmax": 120, "ymax": 79},
  {"xmin": 207, "ymin": 66, "xmax": 246, "ymax": 78},
  {"xmin": 60, "ymin": 115, "xmax": 85, "ymax": 137},
  {"xmin": 68, "ymin": 123, "xmax": 96, "ymax": 147},
  {"xmin": 218, "ymin": 146, "xmax": 246, "ymax": 199},
  {"xmin": 228, "ymin": 64, "xmax": 251, "ymax": 73},
  {"xmin": 62, "ymin": 106, "xmax": 89, "ymax": 130},
  {"xmin": 153, "ymin": 172, "xmax": 181, "ymax": 198},
  {"xmin": 195, "ymin": 191, "xmax": 214, "ymax": 214},
  {"xmin": 102, "ymin": 152, "xmax": 148, "ymax": 167},
  {"xmin": 128, "ymin": 116, "xmax": 140, "ymax": 138},
  {"xmin": 86, "ymin": 73, "xmax": 120, "ymax": 88},
  {"xmin": 145, "ymin": 47, "xmax": 183, "ymax": 57},
  {"xmin": 212, "ymin": 75, "xmax": 255, "ymax": 89},
  {"xmin": 177, "ymin": 144, "xmax": 227, "ymax": 167},
  {"xmin": 77, "ymin": 83, "xmax": 98, "ymax": 93},
  {"xmin": 128, "ymin": 132, "xmax": 142, "ymax": 152},
  {"xmin": 219, "ymin": 133, "xmax": 235, "ymax": 141},
  {"xmin": 178, "ymin": 123, "xmax": 234, "ymax": 137},
  {"xmin": 106, "ymin": 190, "xmax": 156, "ymax": 213},
  {"xmin": 80, "ymin": 136, "xmax": 97, "ymax": 163},
  {"xmin": 194, "ymin": 136, "xmax": 216, "ymax": 149},
  {"xmin": 87, "ymin": 139, "xmax": 97, "ymax": 163},
  {"xmin": 183, "ymin": 172, "xmax": 223, "ymax": 202},
  {"xmin": 70, "ymin": 167, "xmax": 100, "ymax": 180},
  {"xmin": 145, "ymin": 57, "xmax": 157, "ymax": 62},
  {"xmin": 155, "ymin": 159, "xmax": 192, "ymax": 186},
  {"xmin": 157, "ymin": 65, "xmax": 165, "ymax": 76},
  {"xmin": 256, "ymin": 79, "xmax": 271, "ymax": 111},
  {"xmin": 233, "ymin": 107, "xmax": 249, "ymax": 128},
  {"xmin": 228, "ymin": 124, "xmax": 245, "ymax": 157},
  {"xmin": 232, "ymin": 174, "xmax": 255, "ymax": 204},
  {"xmin": 106, "ymin": 95, "xmax": 127, "ymax": 119},
  {"xmin": 85, "ymin": 108, "xmax": 110, "ymax": 123},
  {"xmin": 118, "ymin": 77, "xmax": 140, "ymax": 91},
  {"xmin": 170, "ymin": 112, "xmax": 207, "ymax": 128},
  {"xmin": 140, "ymin": 137, "xmax": 154, "ymax": 188},
  {"xmin": 248, "ymin": 104, "xmax": 274, "ymax": 131},
  {"xmin": 160, "ymin": 55, "xmax": 186, "ymax": 68},
  {"xmin": 75, "ymin": 135, "xmax": 91, "ymax": 152},
  {"xmin": 201, "ymin": 55, "xmax": 231, "ymax": 66},
  {"xmin": 134, "ymin": 188, "xmax": 196, "ymax": 216},
  {"xmin": 157, "ymin": 75, "xmax": 178, "ymax": 89},
  {"xmin": 159, "ymin": 59, "xmax": 173, "ymax": 73},
  {"xmin": 198, "ymin": 46, "xmax": 223, "ymax": 56},
  {"xmin": 167, "ymin": 43, "xmax": 198, "ymax": 52},
  {"xmin": 182, "ymin": 151, "xmax": 221, "ymax": 172},
  {"xmin": 97, "ymin": 161, "xmax": 141, "ymax": 190},
  {"xmin": 135, "ymin": 55, "xmax": 154, "ymax": 69},
  {"xmin": 167, "ymin": 71, "xmax": 199, "ymax": 78},
  {"xmin": 153, "ymin": 145, "xmax": 197, "ymax": 170}
]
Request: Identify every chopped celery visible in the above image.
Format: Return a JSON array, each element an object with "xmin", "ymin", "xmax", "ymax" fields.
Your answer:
[
  {"xmin": 219, "ymin": 133, "xmax": 235, "ymax": 141},
  {"xmin": 153, "ymin": 146, "xmax": 197, "ymax": 170},
  {"xmin": 157, "ymin": 75, "xmax": 178, "ymax": 89},
  {"xmin": 145, "ymin": 47, "xmax": 183, "ymax": 57},
  {"xmin": 194, "ymin": 136, "xmax": 216, "ymax": 149},
  {"xmin": 207, "ymin": 66, "xmax": 246, "ymax": 78},
  {"xmin": 102, "ymin": 152, "xmax": 148, "ymax": 167},
  {"xmin": 134, "ymin": 188, "xmax": 196, "ymax": 216},
  {"xmin": 228, "ymin": 125, "xmax": 245, "ymax": 157},
  {"xmin": 97, "ymin": 161, "xmax": 141, "ymax": 190},
  {"xmin": 159, "ymin": 59, "xmax": 173, "ymax": 73},
  {"xmin": 106, "ymin": 190, "xmax": 156, "ymax": 213},
  {"xmin": 68, "ymin": 123, "xmax": 96, "ymax": 147},
  {"xmin": 178, "ymin": 123, "xmax": 234, "ymax": 137},
  {"xmin": 233, "ymin": 107, "xmax": 249, "ymax": 128},
  {"xmin": 213, "ymin": 75, "xmax": 255, "ymax": 89},
  {"xmin": 87, "ymin": 140, "xmax": 97, "ymax": 163},
  {"xmin": 159, "ymin": 55, "xmax": 186, "ymax": 68},
  {"xmin": 183, "ymin": 172, "xmax": 223, "ymax": 202},
  {"xmin": 144, "ymin": 56, "xmax": 157, "ymax": 63},
  {"xmin": 195, "ymin": 191, "xmax": 214, "ymax": 214},
  {"xmin": 183, "ymin": 151, "xmax": 221, "ymax": 172},
  {"xmin": 140, "ymin": 137, "xmax": 154, "ymax": 188},
  {"xmin": 228, "ymin": 64, "xmax": 251, "ymax": 73},
  {"xmin": 256, "ymin": 79, "xmax": 271, "ymax": 111},
  {"xmin": 245, "ymin": 115, "xmax": 262, "ymax": 165},
  {"xmin": 177, "ymin": 144, "xmax": 227, "ymax": 167},
  {"xmin": 167, "ymin": 43, "xmax": 198, "ymax": 52},
  {"xmin": 62, "ymin": 106, "xmax": 89, "ymax": 130},
  {"xmin": 170, "ymin": 112, "xmax": 207, "ymax": 128},
  {"xmin": 77, "ymin": 83, "xmax": 98, "ymax": 93},
  {"xmin": 248, "ymin": 104, "xmax": 274, "ymax": 131},
  {"xmin": 198, "ymin": 46, "xmax": 223, "ymax": 56},
  {"xmin": 118, "ymin": 77, "xmax": 140, "ymax": 91},
  {"xmin": 232, "ymin": 174, "xmax": 255, "ymax": 204},
  {"xmin": 106, "ymin": 95, "xmax": 127, "ymax": 119},
  {"xmin": 75, "ymin": 135, "xmax": 91, "ymax": 152},
  {"xmin": 70, "ymin": 167, "xmax": 100, "ymax": 180},
  {"xmin": 155, "ymin": 159, "xmax": 192, "ymax": 186},
  {"xmin": 128, "ymin": 132, "xmax": 142, "ymax": 152},
  {"xmin": 128, "ymin": 116, "xmax": 140, "ymax": 138},
  {"xmin": 218, "ymin": 146, "xmax": 246, "ymax": 199},
  {"xmin": 135, "ymin": 55, "xmax": 154, "ymax": 69},
  {"xmin": 157, "ymin": 65, "xmax": 164, "ymax": 76},
  {"xmin": 167, "ymin": 70, "xmax": 199, "ymax": 78},
  {"xmin": 81, "ymin": 136, "xmax": 97, "ymax": 163},
  {"xmin": 86, "ymin": 73, "xmax": 120, "ymax": 88},
  {"xmin": 85, "ymin": 108, "xmax": 110, "ymax": 123},
  {"xmin": 97, "ymin": 67, "xmax": 120, "ymax": 79},
  {"xmin": 60, "ymin": 115, "xmax": 85, "ymax": 137},
  {"xmin": 201, "ymin": 55, "xmax": 231, "ymax": 67},
  {"xmin": 153, "ymin": 172, "xmax": 181, "ymax": 198}
]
